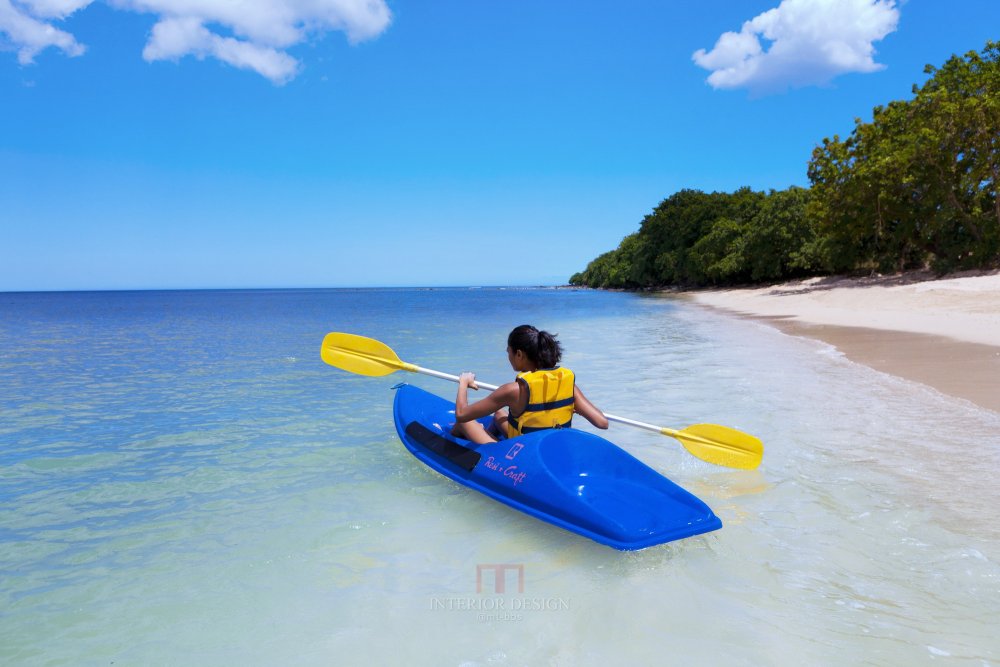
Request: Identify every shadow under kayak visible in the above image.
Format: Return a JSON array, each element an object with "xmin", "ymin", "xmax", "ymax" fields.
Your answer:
[{"xmin": 392, "ymin": 383, "xmax": 722, "ymax": 550}]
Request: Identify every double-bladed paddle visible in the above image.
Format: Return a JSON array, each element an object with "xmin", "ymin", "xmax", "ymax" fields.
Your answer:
[{"xmin": 321, "ymin": 331, "xmax": 764, "ymax": 470}]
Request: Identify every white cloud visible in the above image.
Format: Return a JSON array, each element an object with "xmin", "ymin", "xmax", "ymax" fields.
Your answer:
[
  {"xmin": 0, "ymin": 0, "xmax": 391, "ymax": 83},
  {"xmin": 0, "ymin": 0, "xmax": 88, "ymax": 63},
  {"xmin": 19, "ymin": 0, "xmax": 94, "ymax": 19},
  {"xmin": 142, "ymin": 15, "xmax": 301, "ymax": 83},
  {"xmin": 693, "ymin": 0, "xmax": 900, "ymax": 94}
]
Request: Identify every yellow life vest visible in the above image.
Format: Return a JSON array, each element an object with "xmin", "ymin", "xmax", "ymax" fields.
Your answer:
[{"xmin": 507, "ymin": 367, "xmax": 576, "ymax": 437}]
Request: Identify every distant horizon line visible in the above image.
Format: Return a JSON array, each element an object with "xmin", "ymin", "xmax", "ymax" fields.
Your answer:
[{"xmin": 0, "ymin": 283, "xmax": 577, "ymax": 295}]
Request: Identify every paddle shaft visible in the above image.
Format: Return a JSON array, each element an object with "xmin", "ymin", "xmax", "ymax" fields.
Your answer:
[{"xmin": 407, "ymin": 364, "xmax": 662, "ymax": 434}]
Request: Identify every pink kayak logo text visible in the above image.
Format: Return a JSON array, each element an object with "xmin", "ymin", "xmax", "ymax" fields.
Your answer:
[{"xmin": 482, "ymin": 456, "xmax": 527, "ymax": 486}]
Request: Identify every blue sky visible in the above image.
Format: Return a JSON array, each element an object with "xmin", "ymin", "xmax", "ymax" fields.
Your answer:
[{"xmin": 2, "ymin": 0, "xmax": 998, "ymax": 290}]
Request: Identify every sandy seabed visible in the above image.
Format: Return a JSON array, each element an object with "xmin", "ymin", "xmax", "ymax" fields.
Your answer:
[{"xmin": 686, "ymin": 270, "xmax": 1000, "ymax": 413}]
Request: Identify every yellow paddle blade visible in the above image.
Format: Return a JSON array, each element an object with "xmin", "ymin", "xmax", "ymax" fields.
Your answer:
[
  {"xmin": 320, "ymin": 332, "xmax": 417, "ymax": 377},
  {"xmin": 663, "ymin": 423, "xmax": 764, "ymax": 470}
]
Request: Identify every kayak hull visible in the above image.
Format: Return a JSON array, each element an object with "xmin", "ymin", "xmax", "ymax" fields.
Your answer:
[{"xmin": 392, "ymin": 384, "xmax": 722, "ymax": 550}]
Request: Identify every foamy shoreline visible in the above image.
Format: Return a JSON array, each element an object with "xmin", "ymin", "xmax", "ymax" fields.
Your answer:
[{"xmin": 683, "ymin": 270, "xmax": 1000, "ymax": 413}]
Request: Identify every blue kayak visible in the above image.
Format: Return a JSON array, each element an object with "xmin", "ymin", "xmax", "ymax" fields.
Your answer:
[{"xmin": 392, "ymin": 383, "xmax": 722, "ymax": 550}]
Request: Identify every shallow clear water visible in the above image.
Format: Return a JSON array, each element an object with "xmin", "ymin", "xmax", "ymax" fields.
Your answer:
[{"xmin": 1, "ymin": 288, "xmax": 998, "ymax": 665}]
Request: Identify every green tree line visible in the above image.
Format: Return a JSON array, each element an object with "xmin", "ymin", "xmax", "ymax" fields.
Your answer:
[{"xmin": 570, "ymin": 41, "xmax": 1000, "ymax": 289}]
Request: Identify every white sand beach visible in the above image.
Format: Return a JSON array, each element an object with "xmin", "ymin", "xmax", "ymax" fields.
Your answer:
[{"xmin": 687, "ymin": 270, "xmax": 1000, "ymax": 413}]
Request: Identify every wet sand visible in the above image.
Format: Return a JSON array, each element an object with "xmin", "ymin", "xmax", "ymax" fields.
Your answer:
[{"xmin": 686, "ymin": 270, "xmax": 1000, "ymax": 413}]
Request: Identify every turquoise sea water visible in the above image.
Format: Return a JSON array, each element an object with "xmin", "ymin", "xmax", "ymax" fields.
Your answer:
[{"xmin": 2, "ymin": 288, "xmax": 999, "ymax": 665}]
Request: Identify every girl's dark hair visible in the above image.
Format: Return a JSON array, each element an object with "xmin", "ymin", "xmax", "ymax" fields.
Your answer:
[{"xmin": 508, "ymin": 324, "xmax": 563, "ymax": 369}]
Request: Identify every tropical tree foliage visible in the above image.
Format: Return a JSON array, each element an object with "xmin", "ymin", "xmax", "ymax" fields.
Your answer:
[
  {"xmin": 570, "ymin": 187, "xmax": 815, "ymax": 288},
  {"xmin": 571, "ymin": 41, "xmax": 999, "ymax": 288}
]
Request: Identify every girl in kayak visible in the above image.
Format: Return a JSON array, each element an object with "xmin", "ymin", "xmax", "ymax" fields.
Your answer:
[{"xmin": 453, "ymin": 324, "xmax": 608, "ymax": 444}]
